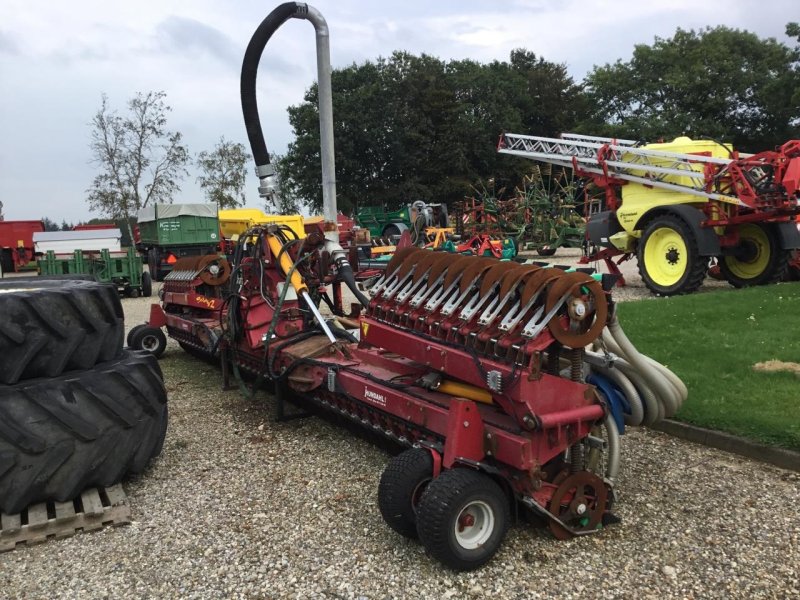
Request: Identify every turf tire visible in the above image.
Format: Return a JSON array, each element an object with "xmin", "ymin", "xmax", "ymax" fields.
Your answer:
[
  {"xmin": 637, "ymin": 214, "xmax": 707, "ymax": 296},
  {"xmin": 0, "ymin": 279, "xmax": 124, "ymax": 384},
  {"xmin": 0, "ymin": 350, "xmax": 168, "ymax": 514},
  {"xmin": 416, "ymin": 469, "xmax": 509, "ymax": 571},
  {"xmin": 378, "ymin": 448, "xmax": 434, "ymax": 538}
]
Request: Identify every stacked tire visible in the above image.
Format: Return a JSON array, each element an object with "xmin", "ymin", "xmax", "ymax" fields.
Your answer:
[{"xmin": 0, "ymin": 278, "xmax": 168, "ymax": 514}]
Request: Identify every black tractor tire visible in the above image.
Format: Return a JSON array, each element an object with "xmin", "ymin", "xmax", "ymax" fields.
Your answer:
[
  {"xmin": 0, "ymin": 250, "xmax": 14, "ymax": 275},
  {"xmin": 0, "ymin": 279, "xmax": 124, "ymax": 385},
  {"xmin": 416, "ymin": 468, "xmax": 510, "ymax": 571},
  {"xmin": 129, "ymin": 326, "xmax": 167, "ymax": 358},
  {"xmin": 537, "ymin": 247, "xmax": 557, "ymax": 257},
  {"xmin": 378, "ymin": 448, "xmax": 434, "ymax": 538},
  {"xmin": 637, "ymin": 214, "xmax": 707, "ymax": 296},
  {"xmin": 718, "ymin": 223, "xmax": 790, "ymax": 288},
  {"xmin": 141, "ymin": 271, "xmax": 153, "ymax": 297},
  {"xmin": 128, "ymin": 287, "xmax": 141, "ymax": 299},
  {"xmin": 0, "ymin": 350, "xmax": 168, "ymax": 514}
]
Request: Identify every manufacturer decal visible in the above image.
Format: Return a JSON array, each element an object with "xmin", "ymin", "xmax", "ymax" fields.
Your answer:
[
  {"xmin": 363, "ymin": 387, "xmax": 386, "ymax": 407},
  {"xmin": 361, "ymin": 321, "xmax": 370, "ymax": 337},
  {"xmin": 194, "ymin": 295, "xmax": 217, "ymax": 309}
]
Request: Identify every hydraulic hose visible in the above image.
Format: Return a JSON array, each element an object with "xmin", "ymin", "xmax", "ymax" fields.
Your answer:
[
  {"xmin": 241, "ymin": 2, "xmax": 302, "ymax": 168},
  {"xmin": 338, "ymin": 262, "xmax": 370, "ymax": 307}
]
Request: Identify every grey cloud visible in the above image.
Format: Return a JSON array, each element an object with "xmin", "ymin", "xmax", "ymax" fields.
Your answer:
[
  {"xmin": 0, "ymin": 30, "xmax": 19, "ymax": 55},
  {"xmin": 155, "ymin": 16, "xmax": 240, "ymax": 65}
]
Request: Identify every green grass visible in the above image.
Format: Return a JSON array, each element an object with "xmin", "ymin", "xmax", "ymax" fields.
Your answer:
[{"xmin": 615, "ymin": 282, "xmax": 800, "ymax": 451}]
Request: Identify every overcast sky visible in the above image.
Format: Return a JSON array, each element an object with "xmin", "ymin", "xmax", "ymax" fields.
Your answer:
[{"xmin": 0, "ymin": 0, "xmax": 795, "ymax": 223}]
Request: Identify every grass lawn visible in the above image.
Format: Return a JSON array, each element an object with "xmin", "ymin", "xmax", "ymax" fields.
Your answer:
[{"xmin": 615, "ymin": 282, "xmax": 800, "ymax": 451}]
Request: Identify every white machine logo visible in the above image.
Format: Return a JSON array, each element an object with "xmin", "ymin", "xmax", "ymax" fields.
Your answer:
[{"xmin": 363, "ymin": 388, "xmax": 387, "ymax": 407}]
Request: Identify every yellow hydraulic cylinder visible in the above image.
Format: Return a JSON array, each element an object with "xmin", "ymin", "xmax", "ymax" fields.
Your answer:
[
  {"xmin": 267, "ymin": 234, "xmax": 307, "ymax": 295},
  {"xmin": 437, "ymin": 380, "xmax": 494, "ymax": 405}
]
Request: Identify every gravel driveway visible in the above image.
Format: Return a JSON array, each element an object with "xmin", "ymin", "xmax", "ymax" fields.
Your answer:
[{"xmin": 1, "ymin": 262, "xmax": 797, "ymax": 599}]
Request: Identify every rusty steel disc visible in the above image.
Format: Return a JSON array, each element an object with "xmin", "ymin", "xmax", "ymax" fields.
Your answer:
[
  {"xmin": 477, "ymin": 261, "xmax": 520, "ymax": 297},
  {"xmin": 197, "ymin": 254, "xmax": 232, "ymax": 286},
  {"xmin": 519, "ymin": 268, "xmax": 565, "ymax": 307},
  {"xmin": 497, "ymin": 265, "xmax": 535, "ymax": 299},
  {"xmin": 440, "ymin": 255, "xmax": 476, "ymax": 290},
  {"xmin": 384, "ymin": 247, "xmax": 422, "ymax": 279},
  {"xmin": 411, "ymin": 251, "xmax": 446, "ymax": 284},
  {"xmin": 545, "ymin": 271, "xmax": 608, "ymax": 348},
  {"xmin": 425, "ymin": 253, "xmax": 459, "ymax": 289},
  {"xmin": 547, "ymin": 471, "xmax": 609, "ymax": 540},
  {"xmin": 458, "ymin": 258, "xmax": 496, "ymax": 293},
  {"xmin": 395, "ymin": 248, "xmax": 429, "ymax": 280}
]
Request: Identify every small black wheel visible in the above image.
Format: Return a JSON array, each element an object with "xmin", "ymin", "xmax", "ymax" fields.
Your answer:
[
  {"xmin": 382, "ymin": 224, "xmax": 402, "ymax": 239},
  {"xmin": 718, "ymin": 223, "xmax": 790, "ymax": 287},
  {"xmin": 637, "ymin": 214, "xmax": 706, "ymax": 296},
  {"xmin": 537, "ymin": 247, "xmax": 557, "ymax": 257},
  {"xmin": 416, "ymin": 469, "xmax": 510, "ymax": 571},
  {"xmin": 129, "ymin": 326, "xmax": 167, "ymax": 358},
  {"xmin": 378, "ymin": 448, "xmax": 433, "ymax": 538},
  {"xmin": 141, "ymin": 271, "xmax": 153, "ymax": 297},
  {"xmin": 128, "ymin": 287, "xmax": 141, "ymax": 299},
  {"xmin": 126, "ymin": 324, "xmax": 148, "ymax": 347}
]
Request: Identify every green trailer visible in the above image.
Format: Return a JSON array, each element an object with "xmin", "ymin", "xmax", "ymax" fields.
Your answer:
[
  {"xmin": 38, "ymin": 247, "xmax": 152, "ymax": 298},
  {"xmin": 356, "ymin": 202, "xmax": 449, "ymax": 239},
  {"xmin": 136, "ymin": 203, "xmax": 220, "ymax": 281}
]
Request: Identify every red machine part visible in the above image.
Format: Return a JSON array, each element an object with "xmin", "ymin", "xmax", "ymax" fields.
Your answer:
[{"xmin": 151, "ymin": 238, "xmax": 616, "ymax": 569}]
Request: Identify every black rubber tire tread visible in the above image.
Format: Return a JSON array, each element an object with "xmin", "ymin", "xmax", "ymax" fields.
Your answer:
[
  {"xmin": 637, "ymin": 214, "xmax": 707, "ymax": 296},
  {"xmin": 537, "ymin": 247, "xmax": 557, "ymax": 257},
  {"xmin": 719, "ymin": 225, "xmax": 790, "ymax": 288},
  {"xmin": 378, "ymin": 448, "xmax": 433, "ymax": 538},
  {"xmin": 129, "ymin": 327, "xmax": 167, "ymax": 358},
  {"xmin": 0, "ymin": 279, "xmax": 124, "ymax": 384},
  {"xmin": 416, "ymin": 468, "xmax": 510, "ymax": 571},
  {"xmin": 0, "ymin": 350, "xmax": 168, "ymax": 514},
  {"xmin": 126, "ymin": 324, "xmax": 148, "ymax": 348},
  {"xmin": 141, "ymin": 271, "xmax": 153, "ymax": 297}
]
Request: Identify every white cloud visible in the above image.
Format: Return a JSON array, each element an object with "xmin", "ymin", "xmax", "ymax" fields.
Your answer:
[{"xmin": 0, "ymin": 0, "xmax": 795, "ymax": 222}]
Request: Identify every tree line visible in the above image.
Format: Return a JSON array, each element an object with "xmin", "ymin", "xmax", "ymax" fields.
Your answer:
[{"xmin": 88, "ymin": 23, "xmax": 800, "ymax": 221}]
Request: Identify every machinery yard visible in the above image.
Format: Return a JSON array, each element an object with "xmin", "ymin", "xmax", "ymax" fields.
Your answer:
[
  {"xmin": 0, "ymin": 281, "xmax": 797, "ymax": 598},
  {"xmin": 2, "ymin": 3, "xmax": 799, "ymax": 597}
]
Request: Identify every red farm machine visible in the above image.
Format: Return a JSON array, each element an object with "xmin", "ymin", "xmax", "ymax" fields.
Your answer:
[
  {"xmin": 0, "ymin": 219, "xmax": 44, "ymax": 274},
  {"xmin": 132, "ymin": 3, "xmax": 688, "ymax": 569},
  {"xmin": 498, "ymin": 132, "xmax": 800, "ymax": 295}
]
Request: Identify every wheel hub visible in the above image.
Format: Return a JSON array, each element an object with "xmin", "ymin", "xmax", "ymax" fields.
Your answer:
[
  {"xmin": 665, "ymin": 247, "xmax": 680, "ymax": 265},
  {"xmin": 453, "ymin": 500, "xmax": 495, "ymax": 550}
]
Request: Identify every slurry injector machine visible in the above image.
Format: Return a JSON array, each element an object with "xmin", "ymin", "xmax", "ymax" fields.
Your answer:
[{"xmin": 142, "ymin": 3, "xmax": 687, "ymax": 570}]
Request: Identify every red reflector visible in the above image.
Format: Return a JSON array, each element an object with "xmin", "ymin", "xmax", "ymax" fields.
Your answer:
[{"xmin": 166, "ymin": 254, "xmax": 177, "ymax": 264}]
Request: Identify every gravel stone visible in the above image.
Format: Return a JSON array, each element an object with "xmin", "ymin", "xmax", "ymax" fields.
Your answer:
[{"xmin": 0, "ymin": 269, "xmax": 796, "ymax": 598}]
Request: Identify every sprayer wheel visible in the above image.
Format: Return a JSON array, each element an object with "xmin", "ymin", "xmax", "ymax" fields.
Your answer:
[
  {"xmin": 0, "ymin": 278, "xmax": 124, "ymax": 384},
  {"xmin": 378, "ymin": 448, "xmax": 434, "ymax": 539},
  {"xmin": 416, "ymin": 469, "xmax": 509, "ymax": 571},
  {"xmin": 637, "ymin": 215, "xmax": 706, "ymax": 296},
  {"xmin": 718, "ymin": 223, "xmax": 790, "ymax": 287},
  {"xmin": 0, "ymin": 350, "xmax": 168, "ymax": 514}
]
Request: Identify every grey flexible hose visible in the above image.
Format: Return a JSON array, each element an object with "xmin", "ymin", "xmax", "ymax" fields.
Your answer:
[{"xmin": 606, "ymin": 315, "xmax": 682, "ymax": 417}]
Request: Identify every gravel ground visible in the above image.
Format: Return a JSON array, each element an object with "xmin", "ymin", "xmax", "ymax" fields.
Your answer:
[{"xmin": 2, "ymin": 260, "xmax": 797, "ymax": 599}]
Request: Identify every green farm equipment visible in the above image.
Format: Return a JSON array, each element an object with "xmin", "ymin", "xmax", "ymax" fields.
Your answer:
[{"xmin": 38, "ymin": 247, "xmax": 151, "ymax": 297}]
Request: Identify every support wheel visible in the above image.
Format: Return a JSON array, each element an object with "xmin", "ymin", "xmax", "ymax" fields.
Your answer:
[
  {"xmin": 637, "ymin": 215, "xmax": 706, "ymax": 296},
  {"xmin": 141, "ymin": 271, "xmax": 153, "ymax": 297},
  {"xmin": 537, "ymin": 246, "xmax": 557, "ymax": 257},
  {"xmin": 378, "ymin": 448, "xmax": 433, "ymax": 538},
  {"xmin": 129, "ymin": 326, "xmax": 167, "ymax": 358},
  {"xmin": 382, "ymin": 224, "xmax": 402, "ymax": 240},
  {"xmin": 416, "ymin": 469, "xmax": 509, "ymax": 571},
  {"xmin": 719, "ymin": 223, "xmax": 790, "ymax": 287}
]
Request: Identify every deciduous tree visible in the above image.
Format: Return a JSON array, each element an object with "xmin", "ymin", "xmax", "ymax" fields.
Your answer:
[{"xmin": 196, "ymin": 137, "xmax": 251, "ymax": 209}]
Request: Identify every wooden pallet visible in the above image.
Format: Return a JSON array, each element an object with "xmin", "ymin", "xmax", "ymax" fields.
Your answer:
[{"xmin": 0, "ymin": 484, "xmax": 131, "ymax": 552}]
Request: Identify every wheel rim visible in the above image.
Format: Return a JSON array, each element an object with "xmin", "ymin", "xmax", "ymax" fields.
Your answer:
[
  {"xmin": 723, "ymin": 224, "xmax": 770, "ymax": 280},
  {"xmin": 453, "ymin": 500, "xmax": 495, "ymax": 550},
  {"xmin": 643, "ymin": 227, "xmax": 688, "ymax": 287},
  {"xmin": 141, "ymin": 334, "xmax": 160, "ymax": 352}
]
